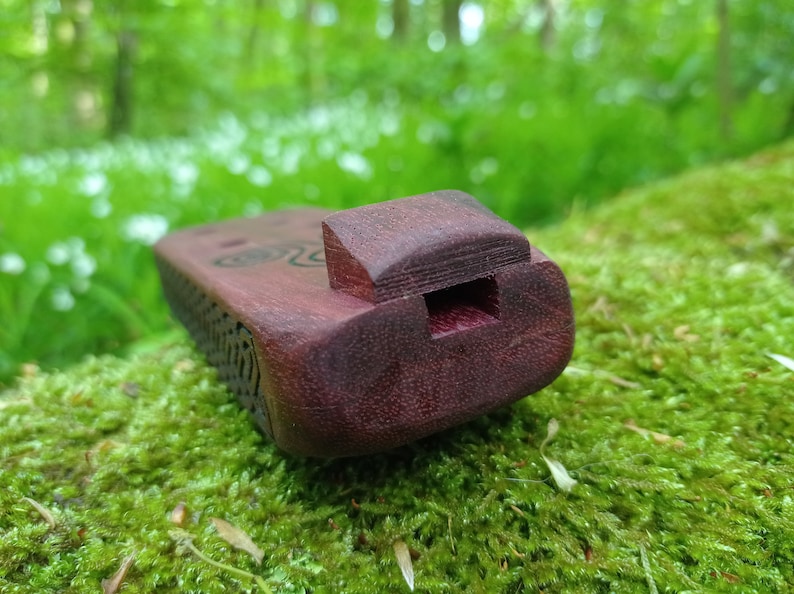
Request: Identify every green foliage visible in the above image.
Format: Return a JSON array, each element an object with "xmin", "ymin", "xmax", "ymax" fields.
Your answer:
[
  {"xmin": 1, "ymin": 141, "xmax": 793, "ymax": 592},
  {"xmin": 2, "ymin": 0, "xmax": 793, "ymax": 377},
  {"xmin": 1, "ymin": 0, "xmax": 793, "ymax": 197},
  {"xmin": 0, "ymin": 101, "xmax": 403, "ymax": 381}
]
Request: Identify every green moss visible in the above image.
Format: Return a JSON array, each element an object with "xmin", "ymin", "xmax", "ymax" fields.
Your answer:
[{"xmin": 2, "ymin": 142, "xmax": 794, "ymax": 592}]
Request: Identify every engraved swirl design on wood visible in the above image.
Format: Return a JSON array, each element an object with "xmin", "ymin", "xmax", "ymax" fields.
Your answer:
[
  {"xmin": 213, "ymin": 241, "xmax": 326, "ymax": 268},
  {"xmin": 155, "ymin": 257, "xmax": 272, "ymax": 437}
]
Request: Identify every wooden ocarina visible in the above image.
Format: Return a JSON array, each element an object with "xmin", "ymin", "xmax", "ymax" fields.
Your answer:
[{"xmin": 153, "ymin": 190, "xmax": 574, "ymax": 457}]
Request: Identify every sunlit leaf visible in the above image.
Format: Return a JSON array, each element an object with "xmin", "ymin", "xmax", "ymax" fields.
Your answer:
[{"xmin": 767, "ymin": 352, "xmax": 794, "ymax": 372}]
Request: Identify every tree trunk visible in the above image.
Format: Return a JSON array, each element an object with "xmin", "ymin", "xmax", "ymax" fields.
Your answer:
[
  {"xmin": 392, "ymin": 0, "xmax": 409, "ymax": 42},
  {"xmin": 29, "ymin": 0, "xmax": 49, "ymax": 57},
  {"xmin": 245, "ymin": 0, "xmax": 266, "ymax": 63},
  {"xmin": 109, "ymin": 29, "xmax": 136, "ymax": 138},
  {"xmin": 716, "ymin": 0, "xmax": 733, "ymax": 140},
  {"xmin": 28, "ymin": 0, "xmax": 49, "ymax": 101},
  {"xmin": 539, "ymin": 0, "xmax": 556, "ymax": 52},
  {"xmin": 302, "ymin": 0, "xmax": 322, "ymax": 105},
  {"xmin": 63, "ymin": 0, "xmax": 99, "ymax": 131},
  {"xmin": 782, "ymin": 102, "xmax": 794, "ymax": 139},
  {"xmin": 442, "ymin": 0, "xmax": 461, "ymax": 45}
]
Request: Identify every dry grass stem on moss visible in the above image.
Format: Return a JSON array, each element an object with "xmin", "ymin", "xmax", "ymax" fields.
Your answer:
[
  {"xmin": 101, "ymin": 551, "xmax": 136, "ymax": 594},
  {"xmin": 393, "ymin": 540, "xmax": 415, "ymax": 592},
  {"xmin": 539, "ymin": 419, "xmax": 578, "ymax": 492},
  {"xmin": 563, "ymin": 366, "xmax": 641, "ymax": 389},
  {"xmin": 211, "ymin": 517, "xmax": 265, "ymax": 565},
  {"xmin": 168, "ymin": 528, "xmax": 272, "ymax": 593},
  {"xmin": 20, "ymin": 496, "xmax": 57, "ymax": 529},
  {"xmin": 506, "ymin": 418, "xmax": 581, "ymax": 490},
  {"xmin": 532, "ymin": 418, "xmax": 578, "ymax": 492},
  {"xmin": 623, "ymin": 419, "xmax": 685, "ymax": 448}
]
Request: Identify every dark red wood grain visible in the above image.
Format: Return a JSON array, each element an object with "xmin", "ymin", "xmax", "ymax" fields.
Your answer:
[{"xmin": 154, "ymin": 190, "xmax": 575, "ymax": 457}]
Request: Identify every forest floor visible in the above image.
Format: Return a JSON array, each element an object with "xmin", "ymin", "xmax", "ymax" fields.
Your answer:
[{"xmin": 1, "ymin": 140, "xmax": 793, "ymax": 592}]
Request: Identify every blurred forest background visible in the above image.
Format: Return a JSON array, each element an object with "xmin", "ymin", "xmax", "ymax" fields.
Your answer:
[
  {"xmin": 1, "ymin": 0, "xmax": 793, "ymax": 381},
  {"xmin": 3, "ymin": 0, "xmax": 794, "ymax": 212}
]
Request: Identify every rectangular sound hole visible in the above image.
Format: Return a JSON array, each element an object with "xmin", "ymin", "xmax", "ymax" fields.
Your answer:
[{"xmin": 424, "ymin": 276, "xmax": 500, "ymax": 339}]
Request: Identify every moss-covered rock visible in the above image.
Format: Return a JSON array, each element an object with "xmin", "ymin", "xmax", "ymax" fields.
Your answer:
[{"xmin": 2, "ymin": 142, "xmax": 793, "ymax": 592}]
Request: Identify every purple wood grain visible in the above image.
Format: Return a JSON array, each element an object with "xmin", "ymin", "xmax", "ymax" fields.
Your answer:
[
  {"xmin": 154, "ymin": 191, "xmax": 575, "ymax": 457},
  {"xmin": 322, "ymin": 191, "xmax": 533, "ymax": 303}
]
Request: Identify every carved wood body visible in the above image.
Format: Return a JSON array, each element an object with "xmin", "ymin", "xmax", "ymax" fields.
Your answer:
[{"xmin": 154, "ymin": 191, "xmax": 575, "ymax": 457}]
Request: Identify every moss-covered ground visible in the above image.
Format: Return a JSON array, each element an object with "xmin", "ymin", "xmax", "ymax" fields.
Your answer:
[{"xmin": 2, "ymin": 142, "xmax": 793, "ymax": 593}]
